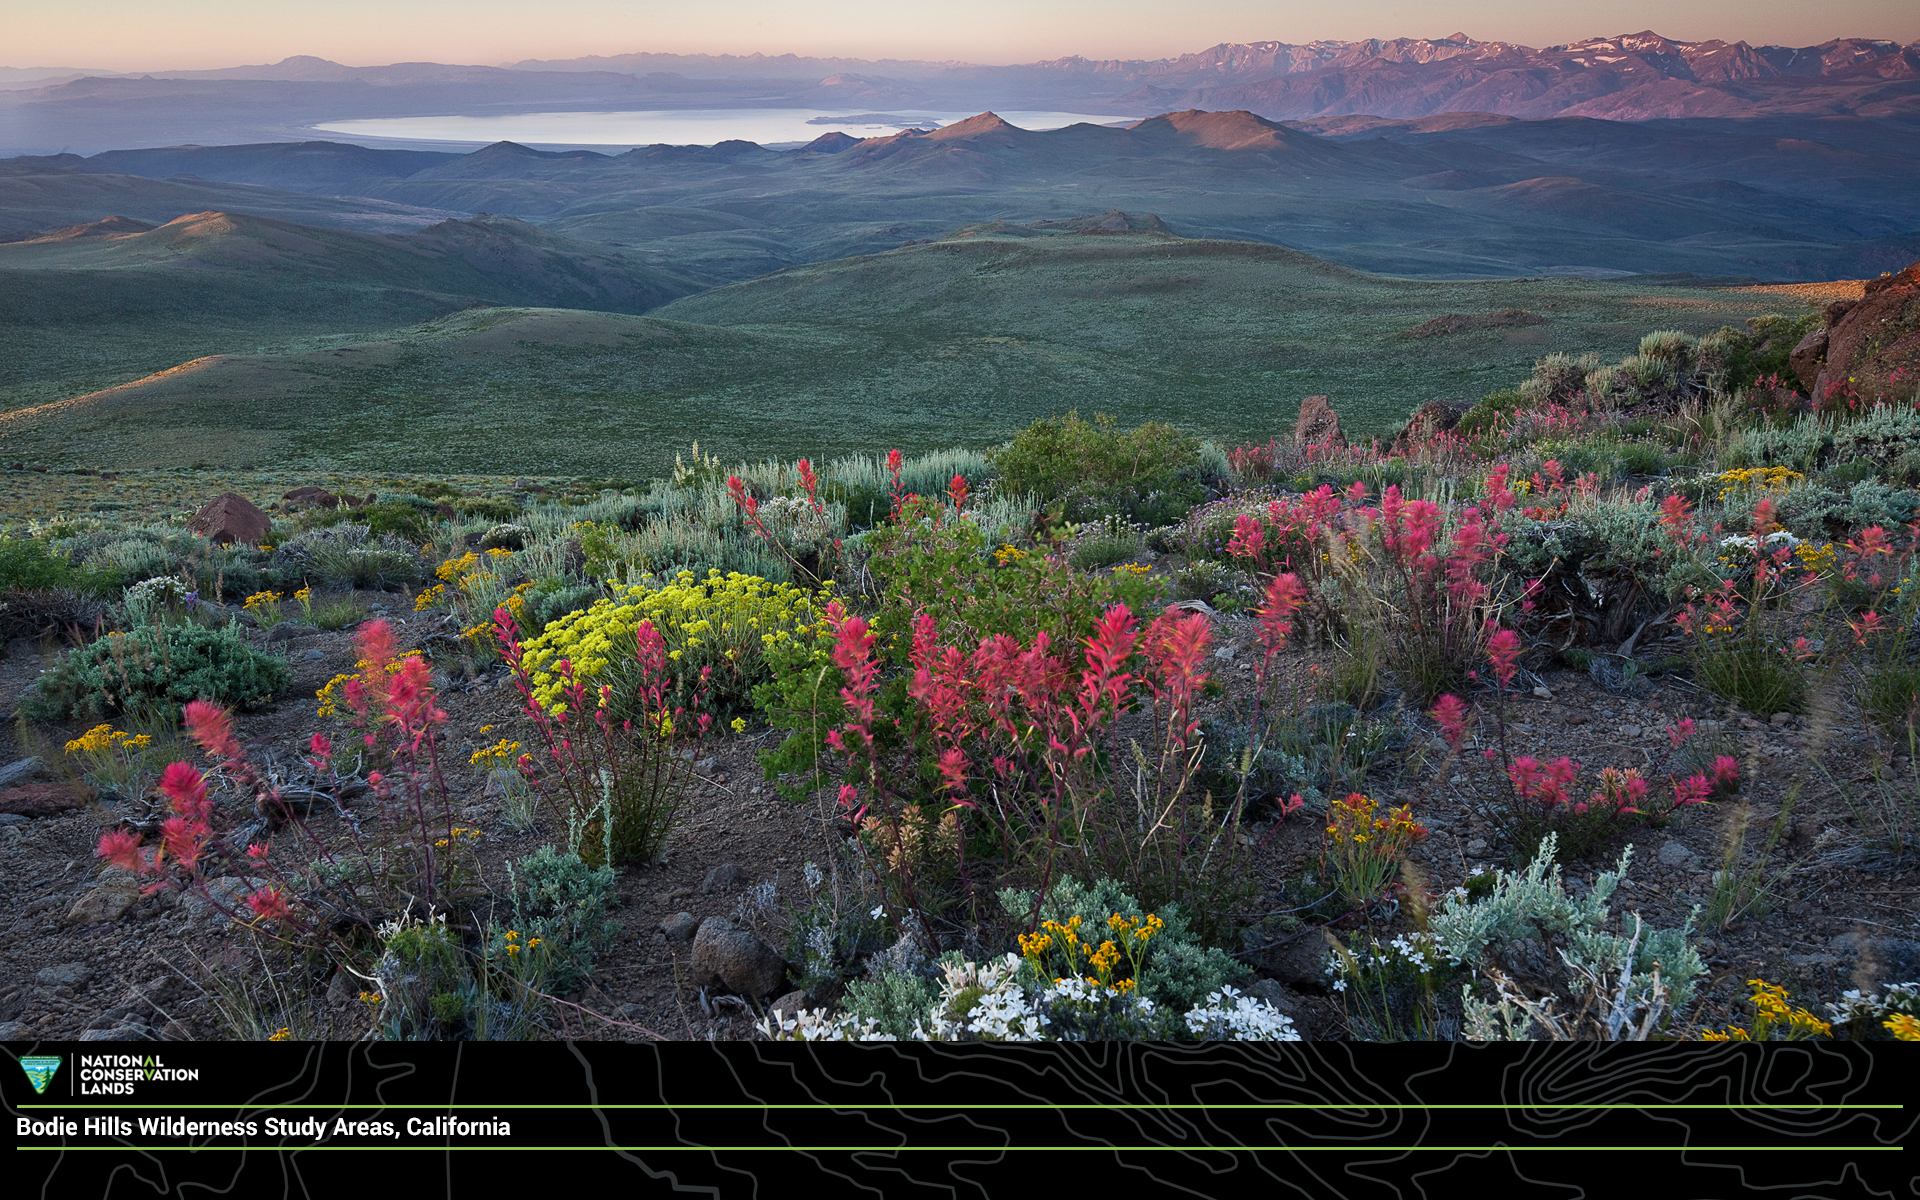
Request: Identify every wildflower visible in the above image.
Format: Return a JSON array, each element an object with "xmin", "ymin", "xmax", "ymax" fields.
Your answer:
[
  {"xmin": 1666, "ymin": 718, "xmax": 1696, "ymax": 748},
  {"xmin": 1430, "ymin": 694, "xmax": 1470, "ymax": 749},
  {"xmin": 1486, "ymin": 628, "xmax": 1523, "ymax": 689}
]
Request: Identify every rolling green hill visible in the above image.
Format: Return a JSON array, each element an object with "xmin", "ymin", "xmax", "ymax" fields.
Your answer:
[
  {"xmin": 0, "ymin": 210, "xmax": 700, "ymax": 410},
  {"xmin": 0, "ymin": 230, "xmax": 1803, "ymax": 476}
]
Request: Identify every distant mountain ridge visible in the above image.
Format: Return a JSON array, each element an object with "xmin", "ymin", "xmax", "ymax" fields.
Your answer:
[{"xmin": 11, "ymin": 30, "xmax": 1916, "ymax": 130}]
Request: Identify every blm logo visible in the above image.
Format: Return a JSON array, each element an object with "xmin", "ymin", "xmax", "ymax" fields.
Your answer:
[{"xmin": 20, "ymin": 1056, "xmax": 61, "ymax": 1095}]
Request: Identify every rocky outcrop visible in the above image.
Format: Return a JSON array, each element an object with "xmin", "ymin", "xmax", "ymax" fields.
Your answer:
[
  {"xmin": 1805, "ymin": 262, "xmax": 1920, "ymax": 404},
  {"xmin": 187, "ymin": 492, "xmax": 270, "ymax": 546},
  {"xmin": 1293, "ymin": 394, "xmax": 1344, "ymax": 447},
  {"xmin": 1389, "ymin": 400, "xmax": 1466, "ymax": 453}
]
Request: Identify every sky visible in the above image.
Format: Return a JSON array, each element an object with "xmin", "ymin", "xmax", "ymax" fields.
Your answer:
[{"xmin": 8, "ymin": 0, "xmax": 1916, "ymax": 72}]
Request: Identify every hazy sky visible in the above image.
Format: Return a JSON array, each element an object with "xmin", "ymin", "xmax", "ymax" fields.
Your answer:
[{"xmin": 10, "ymin": 0, "xmax": 1916, "ymax": 71}]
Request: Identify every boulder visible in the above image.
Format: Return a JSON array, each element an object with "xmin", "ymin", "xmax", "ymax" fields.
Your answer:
[
  {"xmin": 281, "ymin": 486, "xmax": 341, "ymax": 511},
  {"xmin": 36, "ymin": 962, "xmax": 94, "ymax": 989},
  {"xmin": 690, "ymin": 917, "xmax": 788, "ymax": 998},
  {"xmin": 187, "ymin": 493, "xmax": 270, "ymax": 546},
  {"xmin": 0, "ymin": 782, "xmax": 92, "ymax": 817},
  {"xmin": 1804, "ymin": 262, "xmax": 1920, "ymax": 403},
  {"xmin": 1788, "ymin": 326, "xmax": 1829, "ymax": 392},
  {"xmin": 659, "ymin": 912, "xmax": 698, "ymax": 941},
  {"xmin": 0, "ymin": 756, "xmax": 43, "ymax": 788},
  {"xmin": 1293, "ymin": 394, "xmax": 1343, "ymax": 448},
  {"xmin": 1390, "ymin": 401, "xmax": 1465, "ymax": 453}
]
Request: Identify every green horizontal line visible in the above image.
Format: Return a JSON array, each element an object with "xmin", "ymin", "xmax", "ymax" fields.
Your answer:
[
  {"xmin": 17, "ymin": 1146, "xmax": 1903, "ymax": 1153},
  {"xmin": 18, "ymin": 1103, "xmax": 1904, "ymax": 1111}
]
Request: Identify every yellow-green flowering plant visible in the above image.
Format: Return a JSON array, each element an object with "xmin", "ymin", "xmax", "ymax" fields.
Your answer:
[{"xmin": 519, "ymin": 568, "xmax": 833, "ymax": 719}]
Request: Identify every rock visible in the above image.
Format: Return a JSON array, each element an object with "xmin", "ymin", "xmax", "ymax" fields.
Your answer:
[
  {"xmin": 769, "ymin": 988, "xmax": 811, "ymax": 1016},
  {"xmin": 0, "ymin": 782, "xmax": 92, "ymax": 817},
  {"xmin": 1788, "ymin": 326, "xmax": 1829, "ymax": 392},
  {"xmin": 695, "ymin": 758, "xmax": 719, "ymax": 775},
  {"xmin": 1465, "ymin": 838, "xmax": 1491, "ymax": 858},
  {"xmin": 1770, "ymin": 711, "xmax": 1793, "ymax": 727},
  {"xmin": 1739, "ymin": 716, "xmax": 1765, "ymax": 730},
  {"xmin": 1532, "ymin": 685, "xmax": 1551, "ymax": 699},
  {"xmin": 0, "ymin": 812, "xmax": 27, "ymax": 827},
  {"xmin": 1564, "ymin": 714, "xmax": 1589, "ymax": 726},
  {"xmin": 1807, "ymin": 263, "xmax": 1920, "ymax": 403},
  {"xmin": 1293, "ymin": 394, "xmax": 1344, "ymax": 448},
  {"xmin": 265, "ymin": 623, "xmax": 320, "ymax": 643},
  {"xmin": 1389, "ymin": 401, "xmax": 1465, "ymax": 454},
  {"xmin": 660, "ymin": 912, "xmax": 697, "ymax": 941},
  {"xmin": 0, "ymin": 756, "xmax": 43, "ymax": 788},
  {"xmin": 183, "ymin": 876, "xmax": 270, "ymax": 926},
  {"xmin": 1242, "ymin": 977, "xmax": 1303, "ymax": 1017},
  {"xmin": 187, "ymin": 492, "xmax": 271, "ymax": 547},
  {"xmin": 36, "ymin": 963, "xmax": 93, "ymax": 990},
  {"xmin": 690, "ymin": 917, "xmax": 788, "ymax": 998},
  {"xmin": 66, "ymin": 877, "xmax": 141, "ymax": 925},
  {"xmin": 160, "ymin": 1020, "xmax": 192, "ymax": 1040},
  {"xmin": 702, "ymin": 863, "xmax": 739, "ymax": 894},
  {"xmin": 281, "ymin": 486, "xmax": 342, "ymax": 511},
  {"xmin": 302, "ymin": 648, "xmax": 326, "ymax": 661},
  {"xmin": 78, "ymin": 1025, "xmax": 149, "ymax": 1041},
  {"xmin": 0, "ymin": 1020, "xmax": 28, "ymax": 1040},
  {"xmin": 1656, "ymin": 841, "xmax": 1698, "ymax": 867},
  {"xmin": 1619, "ymin": 725, "xmax": 1643, "ymax": 739},
  {"xmin": 1214, "ymin": 645, "xmax": 1236, "ymax": 662}
]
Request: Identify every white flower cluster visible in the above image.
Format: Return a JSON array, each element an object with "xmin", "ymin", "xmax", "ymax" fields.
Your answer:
[
  {"xmin": 1325, "ymin": 930, "xmax": 1462, "ymax": 993},
  {"xmin": 1182, "ymin": 986, "xmax": 1300, "ymax": 1041},
  {"xmin": 1825, "ymin": 981, "xmax": 1920, "ymax": 1026},
  {"xmin": 923, "ymin": 954, "xmax": 1049, "ymax": 1041},
  {"xmin": 755, "ymin": 1006, "xmax": 891, "ymax": 1042},
  {"xmin": 1719, "ymin": 530, "xmax": 1798, "ymax": 553}
]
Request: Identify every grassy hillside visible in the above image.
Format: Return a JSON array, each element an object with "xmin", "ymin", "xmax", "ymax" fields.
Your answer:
[
  {"xmin": 0, "ymin": 211, "xmax": 700, "ymax": 410},
  {"xmin": 0, "ymin": 232, "xmax": 1803, "ymax": 476}
]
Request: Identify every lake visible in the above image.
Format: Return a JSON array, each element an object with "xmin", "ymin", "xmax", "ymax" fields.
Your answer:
[{"xmin": 313, "ymin": 109, "xmax": 1137, "ymax": 149}]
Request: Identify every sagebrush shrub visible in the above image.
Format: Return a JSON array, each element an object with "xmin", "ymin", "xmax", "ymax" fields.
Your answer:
[{"xmin": 23, "ymin": 621, "xmax": 292, "ymax": 720}]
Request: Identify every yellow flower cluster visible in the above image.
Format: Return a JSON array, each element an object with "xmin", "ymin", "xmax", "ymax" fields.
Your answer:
[
  {"xmin": 994, "ymin": 544, "xmax": 1028, "ymax": 565},
  {"xmin": 315, "ymin": 653, "xmax": 425, "ymax": 719},
  {"xmin": 1792, "ymin": 541, "xmax": 1836, "ymax": 574},
  {"xmin": 432, "ymin": 826, "xmax": 482, "ymax": 850},
  {"xmin": 1886, "ymin": 1012, "xmax": 1920, "ymax": 1041},
  {"xmin": 518, "ymin": 569, "xmax": 832, "ymax": 712},
  {"xmin": 1110, "ymin": 562, "xmax": 1151, "ymax": 576},
  {"xmin": 1020, "ymin": 912, "xmax": 1163, "ymax": 992},
  {"xmin": 1716, "ymin": 466, "xmax": 1804, "ymax": 501},
  {"xmin": 268, "ymin": 1027, "xmax": 292, "ymax": 1042},
  {"xmin": 414, "ymin": 584, "xmax": 445, "ymax": 611},
  {"xmin": 1324, "ymin": 793, "xmax": 1423, "ymax": 847},
  {"xmin": 437, "ymin": 552, "xmax": 482, "ymax": 583},
  {"xmin": 503, "ymin": 929, "xmax": 543, "ymax": 957},
  {"xmin": 65, "ymin": 724, "xmax": 151, "ymax": 755},
  {"xmin": 469, "ymin": 737, "xmax": 522, "ymax": 769},
  {"xmin": 1702, "ymin": 978, "xmax": 1832, "ymax": 1041},
  {"xmin": 243, "ymin": 590, "xmax": 282, "ymax": 613}
]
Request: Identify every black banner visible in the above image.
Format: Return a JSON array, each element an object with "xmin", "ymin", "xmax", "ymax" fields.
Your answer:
[{"xmin": 3, "ymin": 1041, "xmax": 1910, "ymax": 1194}]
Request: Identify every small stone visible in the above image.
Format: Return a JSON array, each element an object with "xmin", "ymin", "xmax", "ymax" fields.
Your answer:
[
  {"xmin": 1564, "ymin": 714, "xmax": 1589, "ymax": 726},
  {"xmin": 1656, "ymin": 841, "xmax": 1698, "ymax": 867},
  {"xmin": 1770, "ymin": 712, "xmax": 1793, "ymax": 727},
  {"xmin": 0, "ymin": 812, "xmax": 27, "ymax": 827},
  {"xmin": 769, "ymin": 988, "xmax": 811, "ymax": 1016},
  {"xmin": 78, "ymin": 1026, "xmax": 148, "ymax": 1042},
  {"xmin": 660, "ymin": 912, "xmax": 697, "ymax": 941},
  {"xmin": 302, "ymin": 648, "xmax": 325, "ymax": 661},
  {"xmin": 1740, "ymin": 717, "xmax": 1765, "ymax": 730},
  {"xmin": 0, "ymin": 1021, "xmax": 28, "ymax": 1040},
  {"xmin": 1214, "ymin": 645, "xmax": 1237, "ymax": 662},
  {"xmin": 161, "ymin": 1020, "xmax": 192, "ymax": 1040},
  {"xmin": 702, "ymin": 863, "xmax": 739, "ymax": 894},
  {"xmin": 36, "ymin": 963, "xmax": 93, "ymax": 989},
  {"xmin": 0, "ymin": 756, "xmax": 44, "ymax": 788},
  {"xmin": 690, "ymin": 917, "xmax": 788, "ymax": 998},
  {"xmin": 1242, "ymin": 978, "xmax": 1303, "ymax": 1016},
  {"xmin": 266, "ymin": 623, "xmax": 320, "ymax": 643},
  {"xmin": 66, "ymin": 877, "xmax": 141, "ymax": 925},
  {"xmin": 1532, "ymin": 685, "xmax": 1551, "ymax": 700},
  {"xmin": 1465, "ymin": 838, "xmax": 1490, "ymax": 858},
  {"xmin": 1619, "ymin": 725, "xmax": 1643, "ymax": 739},
  {"xmin": 696, "ymin": 758, "xmax": 719, "ymax": 775}
]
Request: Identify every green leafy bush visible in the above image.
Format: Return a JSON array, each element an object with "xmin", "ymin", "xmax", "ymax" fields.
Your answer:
[
  {"xmin": 494, "ymin": 845, "xmax": 620, "ymax": 994},
  {"xmin": 22, "ymin": 620, "xmax": 293, "ymax": 720},
  {"xmin": 991, "ymin": 412, "xmax": 1204, "ymax": 525},
  {"xmin": 0, "ymin": 537, "xmax": 120, "ymax": 596}
]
